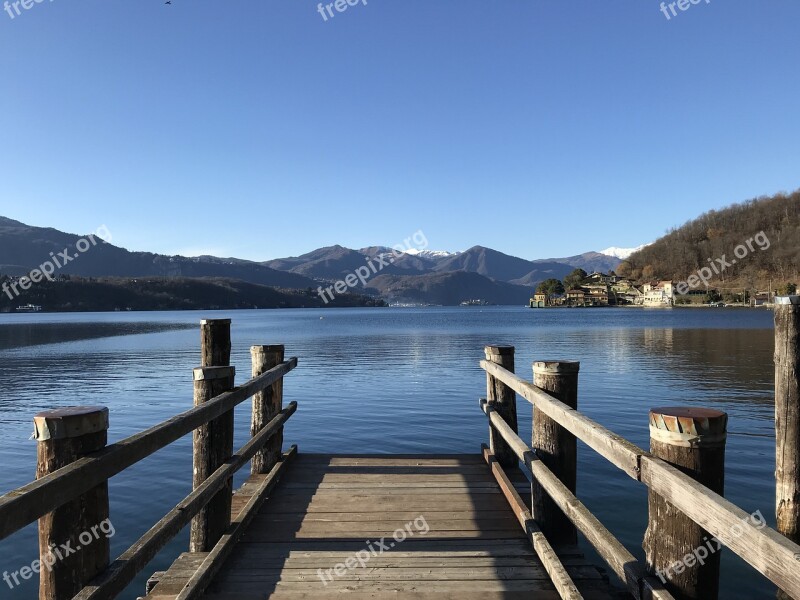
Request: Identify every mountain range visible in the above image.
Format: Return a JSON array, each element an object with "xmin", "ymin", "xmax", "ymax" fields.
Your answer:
[{"xmin": 0, "ymin": 216, "xmax": 636, "ymax": 307}]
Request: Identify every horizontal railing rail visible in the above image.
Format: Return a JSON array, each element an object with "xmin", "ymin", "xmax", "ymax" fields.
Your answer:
[
  {"xmin": 73, "ymin": 406, "xmax": 297, "ymax": 600},
  {"xmin": 479, "ymin": 360, "xmax": 800, "ymax": 600},
  {"xmin": 0, "ymin": 357, "xmax": 297, "ymax": 541},
  {"xmin": 480, "ymin": 398, "xmax": 672, "ymax": 600},
  {"xmin": 480, "ymin": 444, "xmax": 583, "ymax": 600}
]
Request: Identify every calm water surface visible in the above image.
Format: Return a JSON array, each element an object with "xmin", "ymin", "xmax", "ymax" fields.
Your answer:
[{"xmin": 0, "ymin": 307, "xmax": 778, "ymax": 598}]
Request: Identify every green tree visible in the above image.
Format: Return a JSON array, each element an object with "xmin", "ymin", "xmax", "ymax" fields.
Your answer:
[
  {"xmin": 779, "ymin": 282, "xmax": 797, "ymax": 295},
  {"xmin": 563, "ymin": 269, "xmax": 587, "ymax": 291},
  {"xmin": 536, "ymin": 278, "xmax": 565, "ymax": 298}
]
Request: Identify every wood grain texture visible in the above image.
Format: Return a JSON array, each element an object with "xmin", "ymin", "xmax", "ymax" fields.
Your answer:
[
  {"xmin": 251, "ymin": 345, "xmax": 285, "ymax": 475},
  {"xmin": 0, "ymin": 358, "xmax": 297, "ymax": 542},
  {"xmin": 35, "ymin": 409, "xmax": 110, "ymax": 600},
  {"xmin": 480, "ymin": 399, "xmax": 674, "ymax": 600},
  {"xmin": 191, "ymin": 368, "xmax": 235, "ymax": 553},
  {"xmin": 485, "ymin": 346, "xmax": 518, "ymax": 468},
  {"xmin": 480, "ymin": 359, "xmax": 643, "ymax": 479},
  {"xmin": 532, "ymin": 361, "xmax": 580, "ymax": 548},
  {"xmin": 643, "ymin": 408, "xmax": 726, "ymax": 600},
  {"xmin": 775, "ymin": 302, "xmax": 800, "ymax": 600},
  {"xmin": 145, "ymin": 454, "xmax": 621, "ymax": 599},
  {"xmin": 73, "ymin": 404, "xmax": 297, "ymax": 600},
  {"xmin": 481, "ymin": 444, "xmax": 583, "ymax": 600}
]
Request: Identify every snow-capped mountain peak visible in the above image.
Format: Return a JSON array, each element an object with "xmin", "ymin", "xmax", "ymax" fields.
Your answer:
[
  {"xmin": 599, "ymin": 244, "xmax": 650, "ymax": 260},
  {"xmin": 403, "ymin": 248, "xmax": 460, "ymax": 259}
]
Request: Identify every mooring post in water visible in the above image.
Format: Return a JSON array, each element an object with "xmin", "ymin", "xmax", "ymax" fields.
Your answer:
[
  {"xmin": 33, "ymin": 406, "xmax": 110, "ymax": 600},
  {"xmin": 774, "ymin": 296, "xmax": 800, "ymax": 600},
  {"xmin": 250, "ymin": 345, "xmax": 285, "ymax": 475},
  {"xmin": 532, "ymin": 360, "xmax": 579, "ymax": 548},
  {"xmin": 190, "ymin": 319, "xmax": 235, "ymax": 553},
  {"xmin": 643, "ymin": 407, "xmax": 727, "ymax": 600},
  {"xmin": 484, "ymin": 346, "xmax": 518, "ymax": 468}
]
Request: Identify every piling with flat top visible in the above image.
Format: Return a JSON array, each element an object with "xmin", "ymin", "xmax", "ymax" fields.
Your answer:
[
  {"xmin": 251, "ymin": 345, "xmax": 285, "ymax": 475},
  {"xmin": 191, "ymin": 319, "xmax": 235, "ymax": 553},
  {"xmin": 643, "ymin": 406, "xmax": 727, "ymax": 600},
  {"xmin": 201, "ymin": 319, "xmax": 231, "ymax": 367},
  {"xmin": 484, "ymin": 346, "xmax": 518, "ymax": 468},
  {"xmin": 34, "ymin": 406, "xmax": 110, "ymax": 600},
  {"xmin": 532, "ymin": 360, "xmax": 579, "ymax": 548},
  {"xmin": 775, "ymin": 296, "xmax": 800, "ymax": 600}
]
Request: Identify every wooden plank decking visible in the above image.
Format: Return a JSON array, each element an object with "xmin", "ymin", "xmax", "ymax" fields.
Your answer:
[{"xmin": 145, "ymin": 454, "xmax": 622, "ymax": 599}]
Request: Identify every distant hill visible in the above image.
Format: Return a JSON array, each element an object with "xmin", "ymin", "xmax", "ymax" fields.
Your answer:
[
  {"xmin": 263, "ymin": 245, "xmax": 429, "ymax": 279},
  {"xmin": 0, "ymin": 276, "xmax": 383, "ymax": 312},
  {"xmin": 0, "ymin": 215, "xmax": 638, "ymax": 307},
  {"xmin": 432, "ymin": 246, "xmax": 575, "ymax": 285},
  {"xmin": 366, "ymin": 271, "xmax": 531, "ymax": 306},
  {"xmin": 534, "ymin": 251, "xmax": 622, "ymax": 275},
  {"xmin": 619, "ymin": 190, "xmax": 800, "ymax": 290},
  {"xmin": 0, "ymin": 217, "xmax": 317, "ymax": 289}
]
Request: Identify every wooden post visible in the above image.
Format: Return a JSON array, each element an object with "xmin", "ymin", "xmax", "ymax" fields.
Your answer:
[
  {"xmin": 484, "ymin": 346, "xmax": 518, "ymax": 468},
  {"xmin": 251, "ymin": 345, "xmax": 285, "ymax": 475},
  {"xmin": 775, "ymin": 296, "xmax": 800, "ymax": 600},
  {"xmin": 532, "ymin": 360, "xmax": 579, "ymax": 548},
  {"xmin": 643, "ymin": 407, "xmax": 727, "ymax": 600},
  {"xmin": 190, "ymin": 319, "xmax": 235, "ymax": 553},
  {"xmin": 201, "ymin": 318, "xmax": 231, "ymax": 367},
  {"xmin": 33, "ymin": 406, "xmax": 110, "ymax": 600}
]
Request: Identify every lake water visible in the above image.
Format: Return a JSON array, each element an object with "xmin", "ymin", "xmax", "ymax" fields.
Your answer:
[{"xmin": 0, "ymin": 307, "xmax": 780, "ymax": 598}]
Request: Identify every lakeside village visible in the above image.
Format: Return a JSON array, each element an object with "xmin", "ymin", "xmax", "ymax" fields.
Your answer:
[{"xmin": 529, "ymin": 269, "xmax": 788, "ymax": 308}]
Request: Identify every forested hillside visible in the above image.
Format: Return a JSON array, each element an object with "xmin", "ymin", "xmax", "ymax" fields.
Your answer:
[{"xmin": 618, "ymin": 190, "xmax": 800, "ymax": 291}]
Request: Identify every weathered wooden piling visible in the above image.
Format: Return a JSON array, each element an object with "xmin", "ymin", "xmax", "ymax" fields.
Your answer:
[
  {"xmin": 201, "ymin": 318, "xmax": 231, "ymax": 367},
  {"xmin": 643, "ymin": 407, "xmax": 727, "ymax": 600},
  {"xmin": 33, "ymin": 406, "xmax": 110, "ymax": 600},
  {"xmin": 484, "ymin": 345, "xmax": 518, "ymax": 468},
  {"xmin": 250, "ymin": 345, "xmax": 285, "ymax": 474},
  {"xmin": 190, "ymin": 319, "xmax": 235, "ymax": 553},
  {"xmin": 775, "ymin": 296, "xmax": 800, "ymax": 600},
  {"xmin": 532, "ymin": 360, "xmax": 580, "ymax": 548}
]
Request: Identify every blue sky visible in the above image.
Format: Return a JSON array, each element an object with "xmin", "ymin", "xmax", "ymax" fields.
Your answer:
[{"xmin": 0, "ymin": 1, "xmax": 798, "ymax": 261}]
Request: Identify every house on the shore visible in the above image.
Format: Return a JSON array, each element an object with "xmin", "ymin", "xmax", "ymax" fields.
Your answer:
[
  {"xmin": 583, "ymin": 284, "xmax": 610, "ymax": 306},
  {"xmin": 642, "ymin": 281, "xmax": 675, "ymax": 306},
  {"xmin": 530, "ymin": 292, "xmax": 550, "ymax": 308},
  {"xmin": 586, "ymin": 272, "xmax": 620, "ymax": 285},
  {"xmin": 565, "ymin": 289, "xmax": 587, "ymax": 306},
  {"xmin": 752, "ymin": 291, "xmax": 773, "ymax": 307}
]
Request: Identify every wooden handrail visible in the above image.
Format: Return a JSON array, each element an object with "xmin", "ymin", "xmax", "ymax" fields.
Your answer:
[
  {"xmin": 0, "ymin": 357, "xmax": 298, "ymax": 541},
  {"xmin": 479, "ymin": 361, "xmax": 800, "ymax": 599},
  {"xmin": 174, "ymin": 445, "xmax": 298, "ymax": 600},
  {"xmin": 481, "ymin": 359, "xmax": 644, "ymax": 479},
  {"xmin": 479, "ymin": 399, "xmax": 673, "ymax": 600},
  {"xmin": 72, "ymin": 403, "xmax": 297, "ymax": 600},
  {"xmin": 481, "ymin": 444, "xmax": 583, "ymax": 600}
]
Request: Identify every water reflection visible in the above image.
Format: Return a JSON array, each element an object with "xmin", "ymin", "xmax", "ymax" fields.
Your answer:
[{"xmin": 0, "ymin": 307, "xmax": 778, "ymax": 599}]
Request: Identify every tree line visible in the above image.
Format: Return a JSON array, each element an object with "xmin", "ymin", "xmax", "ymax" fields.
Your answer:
[{"xmin": 617, "ymin": 190, "xmax": 800, "ymax": 292}]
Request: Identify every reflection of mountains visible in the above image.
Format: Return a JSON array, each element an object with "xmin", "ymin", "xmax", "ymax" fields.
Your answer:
[
  {"xmin": 0, "ymin": 322, "xmax": 194, "ymax": 351},
  {"xmin": 571, "ymin": 328, "xmax": 774, "ymax": 406}
]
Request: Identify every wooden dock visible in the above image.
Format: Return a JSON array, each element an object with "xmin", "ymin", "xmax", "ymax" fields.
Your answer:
[
  {"xmin": 145, "ymin": 454, "xmax": 620, "ymax": 599},
  {"xmin": 2, "ymin": 313, "xmax": 800, "ymax": 600}
]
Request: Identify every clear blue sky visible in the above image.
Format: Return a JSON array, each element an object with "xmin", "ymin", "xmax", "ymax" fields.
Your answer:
[{"xmin": 1, "ymin": 1, "xmax": 798, "ymax": 261}]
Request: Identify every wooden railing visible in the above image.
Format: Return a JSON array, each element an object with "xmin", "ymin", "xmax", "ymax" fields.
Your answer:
[
  {"xmin": 479, "ymin": 339, "xmax": 800, "ymax": 600},
  {"xmin": 0, "ymin": 319, "xmax": 298, "ymax": 600}
]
